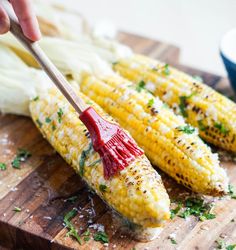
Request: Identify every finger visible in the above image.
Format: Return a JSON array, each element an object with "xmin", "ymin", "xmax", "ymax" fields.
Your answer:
[
  {"xmin": 10, "ymin": 0, "xmax": 41, "ymax": 41},
  {"xmin": 0, "ymin": 5, "xmax": 10, "ymax": 34}
]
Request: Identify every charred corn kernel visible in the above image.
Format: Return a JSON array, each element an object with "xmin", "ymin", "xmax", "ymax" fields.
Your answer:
[
  {"xmin": 113, "ymin": 54, "xmax": 236, "ymax": 152},
  {"xmin": 80, "ymin": 74, "xmax": 229, "ymax": 196},
  {"xmin": 29, "ymin": 87, "xmax": 170, "ymax": 229}
]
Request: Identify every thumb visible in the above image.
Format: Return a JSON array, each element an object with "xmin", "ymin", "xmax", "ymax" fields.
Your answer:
[{"xmin": 0, "ymin": 5, "xmax": 10, "ymax": 34}]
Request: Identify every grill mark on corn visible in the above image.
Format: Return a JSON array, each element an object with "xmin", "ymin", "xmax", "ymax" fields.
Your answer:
[
  {"xmin": 80, "ymin": 75, "xmax": 229, "ymax": 195},
  {"xmin": 113, "ymin": 55, "xmax": 236, "ymax": 152},
  {"xmin": 29, "ymin": 87, "xmax": 170, "ymax": 228},
  {"xmin": 115, "ymin": 85, "xmax": 215, "ymax": 167}
]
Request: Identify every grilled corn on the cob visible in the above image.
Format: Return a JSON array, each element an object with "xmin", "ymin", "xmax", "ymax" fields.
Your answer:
[
  {"xmin": 80, "ymin": 74, "xmax": 229, "ymax": 196},
  {"xmin": 29, "ymin": 87, "xmax": 170, "ymax": 238},
  {"xmin": 113, "ymin": 54, "xmax": 236, "ymax": 152}
]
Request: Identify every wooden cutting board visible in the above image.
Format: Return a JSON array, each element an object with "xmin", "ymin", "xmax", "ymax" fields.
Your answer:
[{"xmin": 0, "ymin": 31, "xmax": 235, "ymax": 250}]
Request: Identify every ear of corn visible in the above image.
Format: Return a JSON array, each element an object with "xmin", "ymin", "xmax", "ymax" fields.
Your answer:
[
  {"xmin": 29, "ymin": 87, "xmax": 170, "ymax": 233},
  {"xmin": 80, "ymin": 74, "xmax": 229, "ymax": 196},
  {"xmin": 113, "ymin": 54, "xmax": 236, "ymax": 152},
  {"xmin": 1, "ymin": 23, "xmax": 230, "ymax": 195}
]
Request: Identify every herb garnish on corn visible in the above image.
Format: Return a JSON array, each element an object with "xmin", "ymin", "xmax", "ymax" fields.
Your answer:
[
  {"xmin": 0, "ymin": 43, "xmax": 170, "ymax": 241},
  {"xmin": 30, "ymin": 87, "xmax": 170, "ymax": 238},
  {"xmin": 80, "ymin": 74, "xmax": 229, "ymax": 196},
  {"xmin": 113, "ymin": 54, "xmax": 236, "ymax": 152}
]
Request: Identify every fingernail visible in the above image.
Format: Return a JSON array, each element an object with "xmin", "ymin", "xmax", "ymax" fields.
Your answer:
[
  {"xmin": 33, "ymin": 27, "xmax": 42, "ymax": 41},
  {"xmin": 21, "ymin": 18, "xmax": 41, "ymax": 42}
]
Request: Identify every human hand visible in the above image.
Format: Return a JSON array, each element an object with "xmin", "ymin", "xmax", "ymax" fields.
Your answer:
[{"xmin": 0, "ymin": 0, "xmax": 41, "ymax": 41}]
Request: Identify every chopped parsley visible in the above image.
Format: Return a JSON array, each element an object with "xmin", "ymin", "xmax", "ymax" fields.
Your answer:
[
  {"xmin": 13, "ymin": 206, "xmax": 21, "ymax": 212},
  {"xmin": 147, "ymin": 98, "xmax": 154, "ymax": 107},
  {"xmin": 198, "ymin": 120, "xmax": 207, "ymax": 131},
  {"xmin": 52, "ymin": 124, "xmax": 56, "ymax": 131},
  {"xmin": 199, "ymin": 213, "xmax": 216, "ymax": 221},
  {"xmin": 170, "ymin": 202, "xmax": 182, "ymax": 219},
  {"xmin": 170, "ymin": 238, "xmax": 177, "ymax": 245},
  {"xmin": 226, "ymin": 245, "xmax": 236, "ymax": 250},
  {"xmin": 11, "ymin": 149, "xmax": 31, "ymax": 169},
  {"xmin": 136, "ymin": 81, "xmax": 146, "ymax": 92},
  {"xmin": 179, "ymin": 93, "xmax": 196, "ymax": 118},
  {"xmin": 36, "ymin": 119, "xmax": 42, "ymax": 128},
  {"xmin": 93, "ymin": 231, "xmax": 109, "ymax": 244},
  {"xmin": 83, "ymin": 229, "xmax": 90, "ymax": 236},
  {"xmin": 99, "ymin": 184, "xmax": 107, "ymax": 193},
  {"xmin": 84, "ymin": 236, "xmax": 90, "ymax": 242},
  {"xmin": 79, "ymin": 142, "xmax": 93, "ymax": 176},
  {"xmin": 228, "ymin": 184, "xmax": 236, "ymax": 199},
  {"xmin": 82, "ymin": 229, "xmax": 90, "ymax": 242},
  {"xmin": 63, "ymin": 212, "xmax": 100, "ymax": 244},
  {"xmin": 193, "ymin": 75, "xmax": 203, "ymax": 82},
  {"xmin": 216, "ymin": 240, "xmax": 236, "ymax": 250},
  {"xmin": 216, "ymin": 239, "xmax": 225, "ymax": 249},
  {"xmin": 163, "ymin": 64, "xmax": 170, "ymax": 75},
  {"xmin": 171, "ymin": 197, "xmax": 215, "ymax": 221},
  {"xmin": 151, "ymin": 64, "xmax": 170, "ymax": 75},
  {"xmin": 32, "ymin": 96, "xmax": 39, "ymax": 101},
  {"xmin": 64, "ymin": 208, "xmax": 81, "ymax": 244},
  {"xmin": 11, "ymin": 158, "xmax": 20, "ymax": 169},
  {"xmin": 179, "ymin": 96, "xmax": 188, "ymax": 117},
  {"xmin": 86, "ymin": 101, "xmax": 93, "ymax": 105},
  {"xmin": 45, "ymin": 117, "xmax": 51, "ymax": 123},
  {"xmin": 178, "ymin": 197, "xmax": 215, "ymax": 221},
  {"xmin": 57, "ymin": 108, "xmax": 64, "ymax": 123},
  {"xmin": 18, "ymin": 149, "xmax": 31, "ymax": 159},
  {"xmin": 214, "ymin": 122, "xmax": 229, "ymax": 135},
  {"xmin": 0, "ymin": 163, "xmax": 6, "ymax": 171},
  {"xmin": 177, "ymin": 125, "xmax": 195, "ymax": 134},
  {"xmin": 66, "ymin": 196, "xmax": 78, "ymax": 203},
  {"xmin": 88, "ymin": 158, "xmax": 102, "ymax": 167}
]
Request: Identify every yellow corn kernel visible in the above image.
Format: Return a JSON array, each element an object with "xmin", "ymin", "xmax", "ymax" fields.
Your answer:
[
  {"xmin": 113, "ymin": 54, "xmax": 236, "ymax": 152},
  {"xmin": 80, "ymin": 74, "xmax": 229, "ymax": 196},
  {"xmin": 29, "ymin": 87, "xmax": 170, "ymax": 230}
]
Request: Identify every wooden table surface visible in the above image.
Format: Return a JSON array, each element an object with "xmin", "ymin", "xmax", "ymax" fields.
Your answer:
[{"xmin": 0, "ymin": 31, "xmax": 235, "ymax": 250}]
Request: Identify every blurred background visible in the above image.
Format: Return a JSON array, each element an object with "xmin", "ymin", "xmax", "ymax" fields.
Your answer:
[{"xmin": 51, "ymin": 0, "xmax": 236, "ymax": 76}]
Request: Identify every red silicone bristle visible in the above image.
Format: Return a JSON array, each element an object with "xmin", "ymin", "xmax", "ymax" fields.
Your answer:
[
  {"xmin": 79, "ymin": 107, "xmax": 144, "ymax": 179},
  {"xmin": 98, "ymin": 129, "xmax": 143, "ymax": 179}
]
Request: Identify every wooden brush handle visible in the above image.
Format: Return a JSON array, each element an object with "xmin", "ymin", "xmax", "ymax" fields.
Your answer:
[{"xmin": 1, "ymin": 0, "xmax": 87, "ymax": 114}]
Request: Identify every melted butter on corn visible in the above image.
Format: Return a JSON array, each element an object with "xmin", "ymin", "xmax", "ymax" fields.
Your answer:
[
  {"xmin": 113, "ymin": 54, "xmax": 236, "ymax": 152},
  {"xmin": 29, "ymin": 87, "xmax": 170, "ymax": 229},
  {"xmin": 80, "ymin": 74, "xmax": 229, "ymax": 196}
]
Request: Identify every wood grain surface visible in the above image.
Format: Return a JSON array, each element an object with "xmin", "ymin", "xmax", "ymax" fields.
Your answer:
[{"xmin": 0, "ymin": 31, "xmax": 235, "ymax": 250}]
